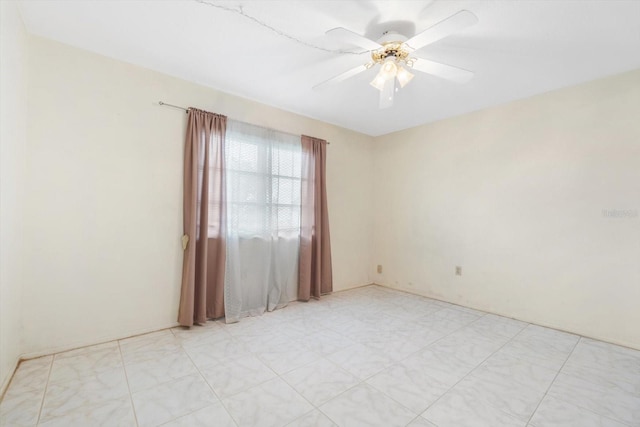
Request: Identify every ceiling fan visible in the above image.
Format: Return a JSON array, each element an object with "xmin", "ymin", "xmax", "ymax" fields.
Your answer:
[{"xmin": 315, "ymin": 10, "xmax": 478, "ymax": 109}]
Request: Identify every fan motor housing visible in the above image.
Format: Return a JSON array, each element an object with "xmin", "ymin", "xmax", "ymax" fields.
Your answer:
[
  {"xmin": 372, "ymin": 43, "xmax": 408, "ymax": 62},
  {"xmin": 376, "ymin": 30, "xmax": 408, "ymax": 45},
  {"xmin": 371, "ymin": 31, "xmax": 411, "ymax": 65}
]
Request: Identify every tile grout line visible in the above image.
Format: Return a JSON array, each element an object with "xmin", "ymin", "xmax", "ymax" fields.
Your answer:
[
  {"xmin": 233, "ymin": 333, "xmax": 328, "ymax": 423},
  {"xmin": 524, "ymin": 335, "xmax": 582, "ymax": 426},
  {"xmin": 176, "ymin": 325, "xmax": 240, "ymax": 427},
  {"xmin": 277, "ymin": 357, "xmax": 331, "ymax": 426},
  {"xmin": 251, "ymin": 324, "xmax": 360, "ymax": 424},
  {"xmin": 405, "ymin": 414, "xmax": 425, "ymax": 427},
  {"xmin": 34, "ymin": 355, "xmax": 54, "ymax": 426},
  {"xmin": 201, "ymin": 319, "xmax": 326, "ymax": 425},
  {"xmin": 537, "ymin": 392, "xmax": 635, "ymax": 427},
  {"xmin": 326, "ymin": 302, "xmax": 472, "ymax": 369},
  {"xmin": 282, "ymin": 408, "xmax": 323, "ymax": 427},
  {"xmin": 224, "ymin": 289, "xmax": 630, "ymax": 426},
  {"xmin": 312, "ymin": 298, "xmax": 486, "ymax": 424},
  {"xmin": 310, "ymin": 376, "xmax": 362, "ymax": 426},
  {"xmin": 275, "ymin": 306, "xmax": 412, "ymax": 425},
  {"xmin": 117, "ymin": 340, "xmax": 140, "ymax": 427},
  {"xmin": 527, "ymin": 336, "xmax": 636, "ymax": 427},
  {"xmin": 391, "ymin": 311, "xmax": 488, "ymax": 364},
  {"xmin": 419, "ymin": 320, "xmax": 532, "ymax": 422},
  {"xmin": 310, "ymin": 312, "xmax": 494, "ymax": 423}
]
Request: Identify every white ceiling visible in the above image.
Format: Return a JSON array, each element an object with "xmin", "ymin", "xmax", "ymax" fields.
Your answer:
[{"xmin": 18, "ymin": 0, "xmax": 640, "ymax": 136}]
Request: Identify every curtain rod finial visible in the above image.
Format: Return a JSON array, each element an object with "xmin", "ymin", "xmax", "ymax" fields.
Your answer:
[{"xmin": 159, "ymin": 101, "xmax": 189, "ymax": 113}]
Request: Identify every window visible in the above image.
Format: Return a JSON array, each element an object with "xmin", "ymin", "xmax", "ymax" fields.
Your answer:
[{"xmin": 224, "ymin": 120, "xmax": 302, "ymax": 238}]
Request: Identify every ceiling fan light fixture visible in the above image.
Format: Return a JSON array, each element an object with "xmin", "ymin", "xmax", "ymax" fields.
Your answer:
[
  {"xmin": 381, "ymin": 60, "xmax": 397, "ymax": 78},
  {"xmin": 396, "ymin": 66, "xmax": 414, "ymax": 88},
  {"xmin": 369, "ymin": 72, "xmax": 387, "ymax": 91},
  {"xmin": 370, "ymin": 59, "xmax": 399, "ymax": 91}
]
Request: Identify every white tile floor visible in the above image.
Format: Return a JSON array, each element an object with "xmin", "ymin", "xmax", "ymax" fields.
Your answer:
[{"xmin": 1, "ymin": 285, "xmax": 639, "ymax": 427}]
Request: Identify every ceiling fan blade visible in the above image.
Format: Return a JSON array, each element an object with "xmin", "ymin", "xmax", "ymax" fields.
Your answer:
[
  {"xmin": 404, "ymin": 10, "xmax": 478, "ymax": 51},
  {"xmin": 313, "ymin": 64, "xmax": 369, "ymax": 90},
  {"xmin": 326, "ymin": 27, "xmax": 382, "ymax": 51},
  {"xmin": 379, "ymin": 77, "xmax": 395, "ymax": 109},
  {"xmin": 411, "ymin": 58, "xmax": 474, "ymax": 83}
]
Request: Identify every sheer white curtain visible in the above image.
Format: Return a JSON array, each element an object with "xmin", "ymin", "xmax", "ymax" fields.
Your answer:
[{"xmin": 223, "ymin": 120, "xmax": 302, "ymax": 322}]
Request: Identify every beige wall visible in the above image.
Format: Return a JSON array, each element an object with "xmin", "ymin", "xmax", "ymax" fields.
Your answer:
[
  {"xmin": 0, "ymin": 1, "xmax": 28, "ymax": 390},
  {"xmin": 14, "ymin": 31, "xmax": 640, "ymax": 362},
  {"xmin": 373, "ymin": 69, "xmax": 640, "ymax": 349},
  {"xmin": 23, "ymin": 36, "xmax": 374, "ymax": 356}
]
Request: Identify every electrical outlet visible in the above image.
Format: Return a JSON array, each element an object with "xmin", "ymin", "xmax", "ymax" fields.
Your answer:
[
  {"xmin": 455, "ymin": 266, "xmax": 462, "ymax": 276},
  {"xmin": 377, "ymin": 264, "xmax": 383, "ymax": 274}
]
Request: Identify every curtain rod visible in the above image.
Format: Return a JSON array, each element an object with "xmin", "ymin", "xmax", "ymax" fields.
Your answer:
[
  {"xmin": 158, "ymin": 101, "xmax": 330, "ymax": 144},
  {"xmin": 158, "ymin": 101, "xmax": 189, "ymax": 112}
]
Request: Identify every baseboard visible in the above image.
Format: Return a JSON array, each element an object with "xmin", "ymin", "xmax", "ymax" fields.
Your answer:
[
  {"xmin": 373, "ymin": 282, "xmax": 640, "ymax": 352},
  {"xmin": 0, "ymin": 356, "xmax": 21, "ymax": 401},
  {"xmin": 19, "ymin": 322, "xmax": 180, "ymax": 361},
  {"xmin": 12, "ymin": 285, "xmax": 372, "ymax": 362},
  {"xmin": 1, "ymin": 322, "xmax": 180, "ymax": 401},
  {"xmin": 332, "ymin": 282, "xmax": 376, "ymax": 293}
]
